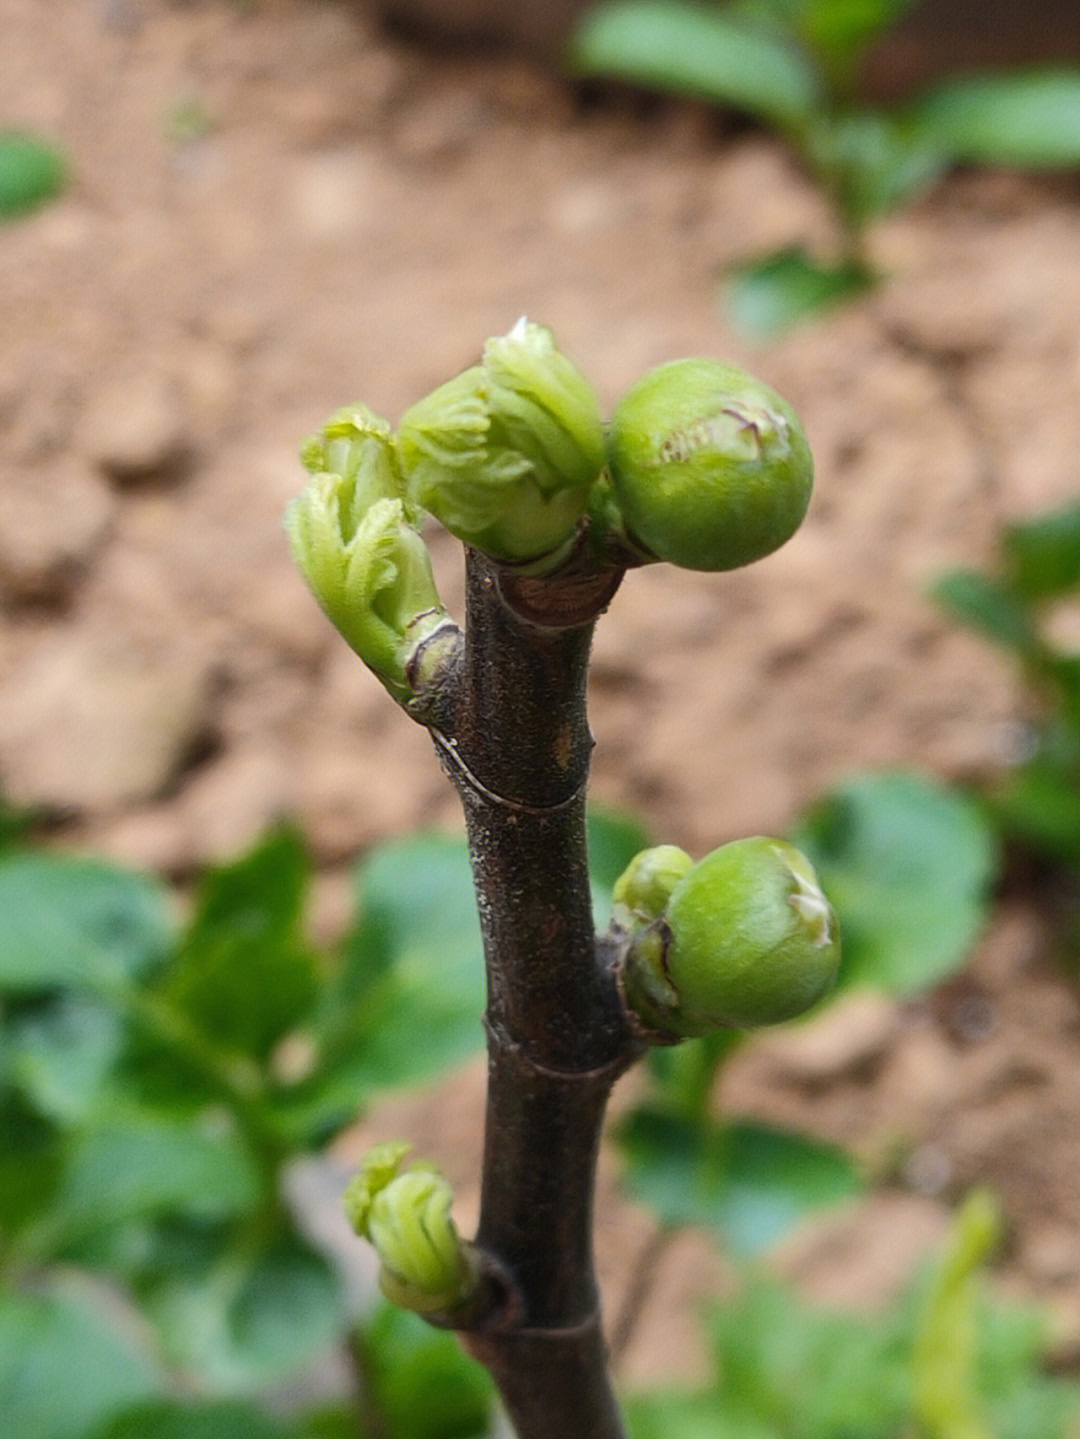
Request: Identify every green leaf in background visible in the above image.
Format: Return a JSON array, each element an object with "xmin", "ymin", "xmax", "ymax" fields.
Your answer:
[
  {"xmin": 227, "ymin": 1237, "xmax": 343, "ymax": 1384},
  {"xmin": 708, "ymin": 1122, "xmax": 861, "ymax": 1257},
  {"xmin": 793, "ymin": 771, "xmax": 998, "ymax": 995},
  {"xmin": 794, "ymin": 0, "xmax": 918, "ymax": 68},
  {"xmin": 0, "ymin": 132, "xmax": 68, "ymax": 219},
  {"xmin": 65, "ymin": 1212, "xmax": 229, "ymax": 1302},
  {"xmin": 569, "ymin": 1, "xmax": 822, "ymax": 129},
  {"xmin": 704, "ymin": 1277, "xmax": 911, "ymax": 1436},
  {"xmin": 274, "ymin": 810, "xmax": 642, "ymax": 1143},
  {"xmin": 626, "ymin": 1279, "xmax": 910, "ymax": 1438},
  {"xmin": 361, "ymin": 1303, "xmax": 495, "ymax": 1439},
  {"xmin": 587, "ymin": 808, "xmax": 652, "ymax": 926},
  {"xmin": 8, "ymin": 996, "xmax": 125, "ymax": 1124},
  {"xmin": 628, "ymin": 1243, "xmax": 1080, "ymax": 1439},
  {"xmin": 806, "ymin": 109, "xmax": 947, "ymax": 226},
  {"xmin": 0, "ymin": 1087, "xmax": 64, "ymax": 1238},
  {"xmin": 164, "ymin": 826, "xmax": 318, "ymax": 1062},
  {"xmin": 644, "ymin": 1030, "xmax": 745, "ymax": 1122},
  {"xmin": 298, "ymin": 834, "xmax": 484, "ymax": 1117},
  {"xmin": 974, "ymin": 1303, "xmax": 1080, "ymax": 1439},
  {"xmin": 617, "ymin": 1107, "xmax": 860, "ymax": 1257},
  {"xmin": 726, "ymin": 246, "xmax": 877, "ymax": 336},
  {"xmin": 907, "ymin": 69, "xmax": 1080, "ymax": 169},
  {"xmin": 0, "ymin": 855, "xmax": 175, "ymax": 995},
  {"xmin": 1049, "ymin": 657, "xmax": 1080, "ymax": 727},
  {"xmin": 38, "ymin": 1113, "xmax": 261, "ymax": 1257},
  {"xmin": 96, "ymin": 1401, "xmax": 302, "ymax": 1439},
  {"xmin": 931, "ymin": 568, "xmax": 1040, "ymax": 657},
  {"xmin": 735, "ymin": 0, "xmax": 915, "ymax": 59},
  {"xmin": 626, "ymin": 1389, "xmax": 773, "ymax": 1439},
  {"xmin": 991, "ymin": 757, "xmax": 1080, "ymax": 867},
  {"xmin": 1004, "ymin": 498, "xmax": 1080, "ymax": 600},
  {"xmin": 343, "ymin": 812, "xmax": 646, "ymax": 1074},
  {"xmin": 911, "ymin": 1190, "xmax": 1000, "ymax": 1439},
  {"xmin": 0, "ymin": 793, "xmax": 40, "ymax": 852},
  {"xmin": 145, "ymin": 1229, "xmax": 344, "ymax": 1393},
  {"xmin": 339, "ymin": 833, "xmax": 479, "ymax": 1017},
  {"xmin": 0, "ymin": 1286, "xmax": 162, "ymax": 1439}
]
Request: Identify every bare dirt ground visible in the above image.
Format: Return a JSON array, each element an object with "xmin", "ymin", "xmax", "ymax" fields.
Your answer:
[{"xmin": 4, "ymin": 0, "xmax": 1080, "ymax": 1394}]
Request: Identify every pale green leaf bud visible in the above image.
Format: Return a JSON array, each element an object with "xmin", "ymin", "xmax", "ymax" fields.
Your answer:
[
  {"xmin": 369, "ymin": 1167, "xmax": 475, "ymax": 1314},
  {"xmin": 396, "ymin": 318, "xmax": 605, "ymax": 562},
  {"xmin": 623, "ymin": 837, "xmax": 840, "ymax": 1036},
  {"xmin": 300, "ymin": 402, "xmax": 403, "ymax": 517},
  {"xmin": 285, "ymin": 488, "xmax": 450, "ymax": 704},
  {"xmin": 612, "ymin": 844, "xmax": 694, "ymax": 925},
  {"xmin": 607, "ymin": 359, "xmax": 814, "ymax": 572},
  {"xmin": 342, "ymin": 1139, "xmax": 413, "ymax": 1239}
]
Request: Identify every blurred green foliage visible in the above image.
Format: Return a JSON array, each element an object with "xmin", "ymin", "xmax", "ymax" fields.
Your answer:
[
  {"xmin": 625, "ymin": 1193, "xmax": 1080, "ymax": 1438},
  {"xmin": 570, "ymin": 0, "xmax": 1080, "ymax": 332},
  {"xmin": 0, "ymin": 132, "xmax": 68, "ymax": 219},
  {"xmin": 0, "ymin": 771, "xmax": 1064, "ymax": 1437},
  {"xmin": 0, "ymin": 810, "xmax": 649, "ymax": 1439},
  {"xmin": 793, "ymin": 771, "xmax": 997, "ymax": 996},
  {"xmin": 931, "ymin": 497, "xmax": 1080, "ymax": 978},
  {"xmin": 933, "ymin": 497, "xmax": 1080, "ymax": 872}
]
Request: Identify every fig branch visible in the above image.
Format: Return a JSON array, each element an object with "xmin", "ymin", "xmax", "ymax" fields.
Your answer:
[{"xmin": 286, "ymin": 320, "xmax": 839, "ymax": 1439}]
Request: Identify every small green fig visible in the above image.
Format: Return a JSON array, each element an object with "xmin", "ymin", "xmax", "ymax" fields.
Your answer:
[
  {"xmin": 607, "ymin": 359, "xmax": 813, "ymax": 572},
  {"xmin": 622, "ymin": 837, "xmax": 839, "ymax": 1036}
]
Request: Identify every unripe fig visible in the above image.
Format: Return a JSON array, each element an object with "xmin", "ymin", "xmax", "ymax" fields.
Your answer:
[
  {"xmin": 622, "ymin": 837, "xmax": 839, "ymax": 1036},
  {"xmin": 607, "ymin": 359, "xmax": 813, "ymax": 572}
]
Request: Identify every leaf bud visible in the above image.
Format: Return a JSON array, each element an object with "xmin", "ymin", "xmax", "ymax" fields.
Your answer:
[
  {"xmin": 342, "ymin": 1139, "xmax": 413, "ymax": 1239},
  {"xmin": 299, "ymin": 402, "xmax": 404, "ymax": 514},
  {"xmin": 612, "ymin": 844, "xmax": 694, "ymax": 925},
  {"xmin": 622, "ymin": 837, "xmax": 840, "ymax": 1036},
  {"xmin": 285, "ymin": 487, "xmax": 450, "ymax": 705},
  {"xmin": 368, "ymin": 1167, "xmax": 476, "ymax": 1315},
  {"xmin": 607, "ymin": 359, "xmax": 813, "ymax": 571},
  {"xmin": 395, "ymin": 318, "xmax": 605, "ymax": 563}
]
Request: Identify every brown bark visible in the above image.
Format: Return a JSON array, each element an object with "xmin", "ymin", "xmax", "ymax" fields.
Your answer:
[{"xmin": 424, "ymin": 549, "xmax": 642, "ymax": 1439}]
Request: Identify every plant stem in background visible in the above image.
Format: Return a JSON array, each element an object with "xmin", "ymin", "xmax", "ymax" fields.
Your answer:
[{"xmin": 609, "ymin": 1223, "xmax": 677, "ymax": 1366}]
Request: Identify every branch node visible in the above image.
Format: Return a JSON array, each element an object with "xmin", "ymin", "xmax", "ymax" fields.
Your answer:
[
  {"xmin": 484, "ymin": 1015, "xmax": 644, "ymax": 1083},
  {"xmin": 431, "ymin": 728, "xmax": 587, "ymax": 815},
  {"xmin": 426, "ymin": 1248, "xmax": 525, "ymax": 1335}
]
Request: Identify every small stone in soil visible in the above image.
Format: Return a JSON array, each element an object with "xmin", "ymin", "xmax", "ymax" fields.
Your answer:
[
  {"xmin": 0, "ymin": 458, "xmax": 114, "ymax": 602},
  {"xmin": 83, "ymin": 369, "xmax": 191, "ymax": 485},
  {"xmin": 0, "ymin": 626, "xmax": 215, "ymax": 812}
]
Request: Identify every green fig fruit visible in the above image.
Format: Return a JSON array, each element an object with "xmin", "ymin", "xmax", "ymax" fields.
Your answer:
[
  {"xmin": 623, "ymin": 837, "xmax": 839, "ymax": 1035},
  {"xmin": 607, "ymin": 359, "xmax": 813, "ymax": 572}
]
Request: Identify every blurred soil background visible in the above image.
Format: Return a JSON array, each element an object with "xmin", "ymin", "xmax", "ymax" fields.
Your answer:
[{"xmin": 4, "ymin": 0, "xmax": 1080, "ymax": 1391}]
